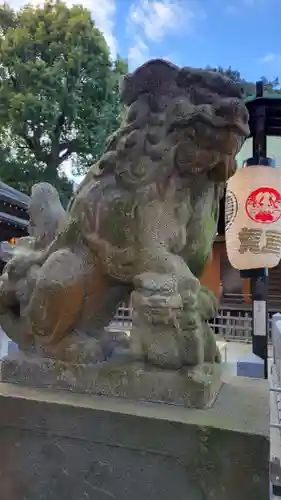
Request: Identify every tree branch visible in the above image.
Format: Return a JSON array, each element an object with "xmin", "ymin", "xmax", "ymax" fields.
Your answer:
[
  {"xmin": 58, "ymin": 138, "xmax": 78, "ymax": 155},
  {"xmin": 54, "ymin": 112, "xmax": 66, "ymax": 137},
  {"xmin": 20, "ymin": 131, "xmax": 49, "ymax": 164}
]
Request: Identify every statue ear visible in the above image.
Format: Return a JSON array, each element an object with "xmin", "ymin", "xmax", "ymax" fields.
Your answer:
[{"xmin": 120, "ymin": 59, "xmax": 179, "ymax": 106}]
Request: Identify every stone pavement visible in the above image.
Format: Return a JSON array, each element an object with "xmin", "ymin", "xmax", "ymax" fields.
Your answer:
[{"xmin": 222, "ymin": 340, "xmax": 273, "ymax": 374}]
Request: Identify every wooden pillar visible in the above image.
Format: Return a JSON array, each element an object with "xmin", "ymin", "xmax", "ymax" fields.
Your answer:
[
  {"xmin": 200, "ymin": 242, "xmax": 222, "ymax": 299},
  {"xmin": 243, "ymin": 278, "xmax": 252, "ymax": 303}
]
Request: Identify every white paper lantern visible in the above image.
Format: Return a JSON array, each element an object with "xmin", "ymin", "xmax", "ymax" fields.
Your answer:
[{"xmin": 225, "ymin": 165, "xmax": 281, "ymax": 270}]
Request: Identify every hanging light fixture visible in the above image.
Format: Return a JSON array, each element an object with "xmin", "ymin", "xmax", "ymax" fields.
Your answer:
[
  {"xmin": 225, "ymin": 157, "xmax": 281, "ymax": 270},
  {"xmin": 8, "ymin": 237, "xmax": 17, "ymax": 247}
]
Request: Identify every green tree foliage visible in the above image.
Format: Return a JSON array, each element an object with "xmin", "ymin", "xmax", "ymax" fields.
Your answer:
[
  {"xmin": 0, "ymin": 0, "xmax": 127, "ymax": 196},
  {"xmin": 0, "ymin": 132, "xmax": 73, "ymax": 206},
  {"xmin": 206, "ymin": 65, "xmax": 281, "ymax": 96}
]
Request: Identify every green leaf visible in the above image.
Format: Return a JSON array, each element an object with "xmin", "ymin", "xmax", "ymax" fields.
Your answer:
[{"xmin": 0, "ymin": 0, "xmax": 128, "ymax": 183}]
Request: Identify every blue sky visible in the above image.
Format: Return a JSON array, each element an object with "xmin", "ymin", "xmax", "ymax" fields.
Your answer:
[
  {"xmin": 91, "ymin": 0, "xmax": 281, "ymax": 84},
  {"xmin": 10, "ymin": 0, "xmax": 281, "ymax": 180},
  {"xmin": 11, "ymin": 0, "xmax": 281, "ymax": 83}
]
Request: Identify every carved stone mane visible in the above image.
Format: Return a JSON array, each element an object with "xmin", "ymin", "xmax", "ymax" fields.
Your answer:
[{"xmin": 78, "ymin": 59, "xmax": 246, "ymax": 195}]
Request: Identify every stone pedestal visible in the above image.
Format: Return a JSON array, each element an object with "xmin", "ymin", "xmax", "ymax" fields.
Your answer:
[
  {"xmin": 1, "ymin": 352, "xmax": 221, "ymax": 409},
  {"xmin": 0, "ymin": 375, "xmax": 269, "ymax": 500}
]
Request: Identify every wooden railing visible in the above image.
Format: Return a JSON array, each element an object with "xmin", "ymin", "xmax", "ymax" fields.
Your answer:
[
  {"xmin": 222, "ymin": 293, "xmax": 281, "ymax": 309},
  {"xmin": 112, "ymin": 303, "xmax": 275, "ymax": 343}
]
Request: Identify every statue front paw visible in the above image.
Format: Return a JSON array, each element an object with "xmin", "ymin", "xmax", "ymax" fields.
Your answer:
[{"xmin": 131, "ymin": 272, "xmax": 185, "ymax": 368}]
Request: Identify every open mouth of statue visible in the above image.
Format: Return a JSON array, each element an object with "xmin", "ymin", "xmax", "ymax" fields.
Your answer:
[
  {"xmin": 171, "ymin": 111, "xmax": 249, "ymax": 176},
  {"xmin": 175, "ymin": 142, "xmax": 222, "ymax": 176},
  {"xmin": 174, "ymin": 122, "xmax": 248, "ymax": 177}
]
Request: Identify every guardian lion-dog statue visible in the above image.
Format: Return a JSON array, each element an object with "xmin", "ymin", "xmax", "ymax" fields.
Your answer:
[{"xmin": 0, "ymin": 60, "xmax": 249, "ymax": 404}]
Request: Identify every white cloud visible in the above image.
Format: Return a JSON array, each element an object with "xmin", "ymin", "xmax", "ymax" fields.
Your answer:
[
  {"xmin": 86, "ymin": 0, "xmax": 117, "ymax": 59},
  {"xmin": 127, "ymin": 0, "xmax": 203, "ymax": 70},
  {"xmin": 128, "ymin": 0, "xmax": 198, "ymax": 43},
  {"xmin": 128, "ymin": 36, "xmax": 150, "ymax": 68},
  {"xmin": 8, "ymin": 0, "xmax": 117, "ymax": 59},
  {"xmin": 260, "ymin": 53, "xmax": 281, "ymax": 65}
]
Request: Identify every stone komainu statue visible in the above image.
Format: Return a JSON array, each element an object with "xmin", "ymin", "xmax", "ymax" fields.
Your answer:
[{"xmin": 0, "ymin": 59, "xmax": 249, "ymax": 368}]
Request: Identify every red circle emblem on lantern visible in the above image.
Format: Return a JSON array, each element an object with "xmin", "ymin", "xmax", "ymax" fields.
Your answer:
[{"xmin": 245, "ymin": 187, "xmax": 281, "ymax": 223}]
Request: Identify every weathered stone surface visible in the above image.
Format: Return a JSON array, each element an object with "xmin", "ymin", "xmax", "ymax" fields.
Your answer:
[
  {"xmin": 0, "ymin": 59, "xmax": 249, "ymax": 385},
  {"xmin": 0, "ymin": 375, "xmax": 269, "ymax": 500},
  {"xmin": 1, "ymin": 352, "xmax": 222, "ymax": 408},
  {"xmin": 28, "ymin": 182, "xmax": 67, "ymax": 249}
]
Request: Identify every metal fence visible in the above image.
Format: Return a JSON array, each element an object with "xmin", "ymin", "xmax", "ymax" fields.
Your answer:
[{"xmin": 113, "ymin": 303, "xmax": 274, "ymax": 343}]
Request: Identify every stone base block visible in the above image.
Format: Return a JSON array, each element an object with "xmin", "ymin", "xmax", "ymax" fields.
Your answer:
[
  {"xmin": 1, "ymin": 352, "xmax": 222, "ymax": 409},
  {"xmin": 0, "ymin": 375, "xmax": 269, "ymax": 500}
]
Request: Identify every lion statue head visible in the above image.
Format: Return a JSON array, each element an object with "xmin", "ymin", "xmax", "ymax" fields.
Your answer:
[{"xmin": 77, "ymin": 59, "xmax": 249, "ymax": 193}]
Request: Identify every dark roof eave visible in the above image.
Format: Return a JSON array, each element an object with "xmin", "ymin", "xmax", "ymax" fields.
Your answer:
[
  {"xmin": 0, "ymin": 182, "xmax": 30, "ymax": 210},
  {"xmin": 0, "ymin": 212, "xmax": 29, "ymax": 231}
]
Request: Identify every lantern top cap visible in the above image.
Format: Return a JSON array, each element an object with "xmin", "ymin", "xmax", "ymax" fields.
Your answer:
[
  {"xmin": 245, "ymin": 93, "xmax": 281, "ymax": 104},
  {"xmin": 243, "ymin": 157, "xmax": 276, "ymax": 168}
]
